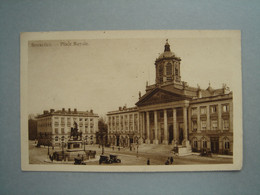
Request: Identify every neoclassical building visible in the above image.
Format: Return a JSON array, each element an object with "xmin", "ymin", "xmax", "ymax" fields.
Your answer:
[
  {"xmin": 37, "ymin": 108, "xmax": 99, "ymax": 146},
  {"xmin": 107, "ymin": 40, "xmax": 233, "ymax": 155}
]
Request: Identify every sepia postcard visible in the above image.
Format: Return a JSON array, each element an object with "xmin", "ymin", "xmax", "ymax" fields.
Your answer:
[{"xmin": 20, "ymin": 30, "xmax": 243, "ymax": 172}]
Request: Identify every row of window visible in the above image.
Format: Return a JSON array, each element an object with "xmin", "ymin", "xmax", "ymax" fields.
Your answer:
[
  {"xmin": 54, "ymin": 135, "xmax": 94, "ymax": 142},
  {"xmin": 54, "ymin": 117, "xmax": 94, "ymax": 122},
  {"xmin": 192, "ymin": 119, "xmax": 229, "ymax": 131},
  {"xmin": 193, "ymin": 140, "xmax": 230, "ymax": 149},
  {"xmin": 54, "ymin": 128, "xmax": 95, "ymax": 134},
  {"xmin": 191, "ymin": 104, "xmax": 230, "ymax": 115},
  {"xmin": 54, "ymin": 122, "xmax": 94, "ymax": 127},
  {"xmin": 109, "ymin": 115, "xmax": 138, "ymax": 123},
  {"xmin": 109, "ymin": 124, "xmax": 139, "ymax": 131}
]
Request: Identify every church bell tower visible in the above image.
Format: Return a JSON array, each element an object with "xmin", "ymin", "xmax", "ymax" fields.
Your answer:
[{"xmin": 155, "ymin": 40, "xmax": 181, "ymax": 85}]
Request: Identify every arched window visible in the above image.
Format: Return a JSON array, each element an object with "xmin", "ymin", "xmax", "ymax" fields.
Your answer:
[
  {"xmin": 159, "ymin": 65, "xmax": 164, "ymax": 83},
  {"xmin": 61, "ymin": 136, "xmax": 64, "ymax": 142},
  {"xmin": 201, "ymin": 137, "xmax": 207, "ymax": 149},
  {"xmin": 166, "ymin": 63, "xmax": 172, "ymax": 81},
  {"xmin": 223, "ymin": 137, "xmax": 230, "ymax": 154},
  {"xmin": 175, "ymin": 66, "xmax": 178, "ymax": 76},
  {"xmin": 166, "ymin": 63, "xmax": 172, "ymax": 75}
]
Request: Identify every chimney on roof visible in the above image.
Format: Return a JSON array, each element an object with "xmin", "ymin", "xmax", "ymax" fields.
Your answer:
[
  {"xmin": 62, "ymin": 108, "xmax": 65, "ymax": 112},
  {"xmin": 43, "ymin": 110, "xmax": 49, "ymax": 114},
  {"xmin": 74, "ymin": 108, "xmax": 77, "ymax": 113},
  {"xmin": 119, "ymin": 107, "xmax": 122, "ymax": 111},
  {"xmin": 50, "ymin": 109, "xmax": 55, "ymax": 113},
  {"xmin": 68, "ymin": 108, "xmax": 71, "ymax": 113},
  {"xmin": 90, "ymin": 109, "xmax": 93, "ymax": 114}
]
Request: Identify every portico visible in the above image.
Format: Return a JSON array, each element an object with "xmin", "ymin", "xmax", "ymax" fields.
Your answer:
[{"xmin": 138, "ymin": 99, "xmax": 190, "ymax": 147}]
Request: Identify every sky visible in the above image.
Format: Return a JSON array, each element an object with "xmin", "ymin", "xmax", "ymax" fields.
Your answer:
[{"xmin": 27, "ymin": 31, "xmax": 241, "ymax": 117}]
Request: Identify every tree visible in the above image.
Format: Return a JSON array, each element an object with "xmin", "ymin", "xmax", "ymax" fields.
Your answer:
[
  {"xmin": 97, "ymin": 117, "xmax": 108, "ymax": 154},
  {"xmin": 28, "ymin": 114, "xmax": 37, "ymax": 140}
]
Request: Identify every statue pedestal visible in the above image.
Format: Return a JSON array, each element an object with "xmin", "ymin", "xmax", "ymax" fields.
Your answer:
[{"xmin": 67, "ymin": 140, "xmax": 83, "ymax": 152}]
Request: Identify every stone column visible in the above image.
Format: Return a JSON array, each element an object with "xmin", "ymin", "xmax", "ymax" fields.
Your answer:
[
  {"xmin": 142, "ymin": 112, "xmax": 145, "ymax": 143},
  {"xmin": 128, "ymin": 114, "xmax": 130, "ymax": 132},
  {"xmin": 173, "ymin": 108, "xmax": 177, "ymax": 145},
  {"xmin": 118, "ymin": 115, "xmax": 120, "ymax": 132},
  {"xmin": 218, "ymin": 104, "xmax": 222, "ymax": 131},
  {"xmin": 230, "ymin": 103, "xmax": 233, "ymax": 132},
  {"xmin": 163, "ymin": 109, "xmax": 168, "ymax": 144},
  {"xmin": 132, "ymin": 113, "xmax": 135, "ymax": 132},
  {"xmin": 197, "ymin": 106, "xmax": 201, "ymax": 132},
  {"xmin": 88, "ymin": 117, "xmax": 91, "ymax": 134},
  {"xmin": 123, "ymin": 115, "xmax": 125, "ymax": 132},
  {"xmin": 65, "ymin": 117, "xmax": 68, "ymax": 135},
  {"xmin": 153, "ymin": 110, "xmax": 158, "ymax": 144},
  {"xmin": 137, "ymin": 113, "xmax": 139, "ymax": 134},
  {"xmin": 183, "ymin": 106, "xmax": 189, "ymax": 146},
  {"xmin": 146, "ymin": 111, "xmax": 150, "ymax": 144},
  {"xmin": 207, "ymin": 106, "xmax": 210, "ymax": 130},
  {"xmin": 188, "ymin": 107, "xmax": 192, "ymax": 134}
]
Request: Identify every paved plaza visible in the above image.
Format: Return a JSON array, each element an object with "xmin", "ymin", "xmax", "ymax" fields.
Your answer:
[{"xmin": 29, "ymin": 141, "xmax": 233, "ymax": 165}]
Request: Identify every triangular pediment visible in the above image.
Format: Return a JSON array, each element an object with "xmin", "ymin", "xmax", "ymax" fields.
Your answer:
[{"xmin": 136, "ymin": 88, "xmax": 190, "ymax": 107}]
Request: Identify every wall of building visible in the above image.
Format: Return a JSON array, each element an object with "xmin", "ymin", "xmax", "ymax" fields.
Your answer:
[
  {"xmin": 188, "ymin": 97, "xmax": 233, "ymax": 154},
  {"xmin": 37, "ymin": 113, "xmax": 98, "ymax": 146},
  {"xmin": 107, "ymin": 109, "xmax": 140, "ymax": 147}
]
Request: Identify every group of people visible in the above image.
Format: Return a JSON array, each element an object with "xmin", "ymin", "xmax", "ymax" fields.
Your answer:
[{"xmin": 165, "ymin": 156, "xmax": 174, "ymax": 165}]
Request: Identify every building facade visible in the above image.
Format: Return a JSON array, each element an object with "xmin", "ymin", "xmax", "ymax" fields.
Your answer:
[
  {"xmin": 37, "ymin": 108, "xmax": 99, "ymax": 146},
  {"xmin": 107, "ymin": 106, "xmax": 141, "ymax": 147},
  {"xmin": 107, "ymin": 40, "xmax": 233, "ymax": 155}
]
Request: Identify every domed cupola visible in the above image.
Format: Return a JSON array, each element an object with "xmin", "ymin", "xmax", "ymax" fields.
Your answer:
[{"xmin": 155, "ymin": 40, "xmax": 181, "ymax": 85}]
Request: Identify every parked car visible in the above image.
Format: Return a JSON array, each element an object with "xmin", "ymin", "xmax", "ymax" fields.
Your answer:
[
  {"xmin": 110, "ymin": 154, "xmax": 121, "ymax": 163},
  {"xmin": 99, "ymin": 155, "xmax": 112, "ymax": 164},
  {"xmin": 74, "ymin": 156, "xmax": 86, "ymax": 165},
  {"xmin": 200, "ymin": 148, "xmax": 212, "ymax": 157}
]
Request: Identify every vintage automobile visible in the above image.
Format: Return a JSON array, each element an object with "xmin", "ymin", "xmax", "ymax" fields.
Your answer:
[
  {"xmin": 109, "ymin": 154, "xmax": 121, "ymax": 163},
  {"xmin": 200, "ymin": 148, "xmax": 212, "ymax": 157},
  {"xmin": 99, "ymin": 155, "xmax": 112, "ymax": 164},
  {"xmin": 74, "ymin": 157, "xmax": 86, "ymax": 165}
]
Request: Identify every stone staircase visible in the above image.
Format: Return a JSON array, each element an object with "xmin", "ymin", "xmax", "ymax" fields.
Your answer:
[{"xmin": 138, "ymin": 143, "xmax": 192, "ymax": 156}]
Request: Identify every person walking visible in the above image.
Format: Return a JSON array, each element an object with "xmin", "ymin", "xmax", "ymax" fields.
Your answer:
[
  {"xmin": 165, "ymin": 159, "xmax": 170, "ymax": 165},
  {"xmin": 147, "ymin": 158, "xmax": 150, "ymax": 165},
  {"xmin": 170, "ymin": 156, "xmax": 174, "ymax": 164}
]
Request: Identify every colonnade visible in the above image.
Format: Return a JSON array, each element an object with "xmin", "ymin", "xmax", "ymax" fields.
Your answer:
[{"xmin": 140, "ymin": 106, "xmax": 189, "ymax": 146}]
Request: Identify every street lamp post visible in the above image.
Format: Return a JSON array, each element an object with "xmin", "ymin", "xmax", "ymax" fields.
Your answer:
[
  {"xmin": 83, "ymin": 139, "xmax": 86, "ymax": 151},
  {"xmin": 62, "ymin": 141, "xmax": 64, "ymax": 161},
  {"xmin": 136, "ymin": 136, "xmax": 140, "ymax": 158},
  {"xmin": 47, "ymin": 135, "xmax": 51, "ymax": 156},
  {"xmin": 102, "ymin": 133, "xmax": 104, "ymax": 155}
]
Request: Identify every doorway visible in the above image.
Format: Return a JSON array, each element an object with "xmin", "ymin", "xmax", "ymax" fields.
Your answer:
[
  {"xmin": 210, "ymin": 137, "xmax": 219, "ymax": 153},
  {"xmin": 179, "ymin": 123, "xmax": 183, "ymax": 144},
  {"xmin": 116, "ymin": 136, "xmax": 120, "ymax": 146}
]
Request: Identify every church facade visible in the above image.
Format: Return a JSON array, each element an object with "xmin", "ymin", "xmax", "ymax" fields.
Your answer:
[{"xmin": 107, "ymin": 41, "xmax": 233, "ymax": 155}]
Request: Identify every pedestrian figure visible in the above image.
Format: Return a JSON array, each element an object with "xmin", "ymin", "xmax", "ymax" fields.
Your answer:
[
  {"xmin": 165, "ymin": 159, "xmax": 170, "ymax": 165},
  {"xmin": 118, "ymin": 147, "xmax": 120, "ymax": 151},
  {"xmin": 170, "ymin": 156, "xmax": 174, "ymax": 164},
  {"xmin": 147, "ymin": 158, "xmax": 150, "ymax": 165}
]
